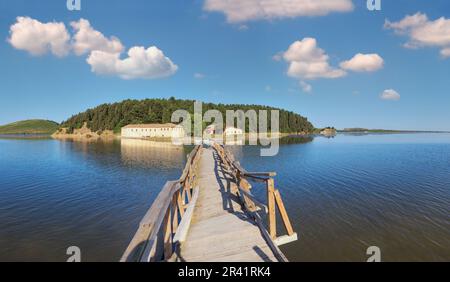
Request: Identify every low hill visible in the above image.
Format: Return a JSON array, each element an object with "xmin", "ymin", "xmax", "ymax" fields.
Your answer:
[
  {"xmin": 0, "ymin": 119, "xmax": 59, "ymax": 135},
  {"xmin": 60, "ymin": 98, "xmax": 315, "ymax": 134}
]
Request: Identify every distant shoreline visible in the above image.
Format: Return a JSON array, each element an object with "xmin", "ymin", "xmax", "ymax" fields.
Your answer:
[
  {"xmin": 338, "ymin": 129, "xmax": 450, "ymax": 134},
  {"xmin": 0, "ymin": 134, "xmax": 52, "ymax": 140}
]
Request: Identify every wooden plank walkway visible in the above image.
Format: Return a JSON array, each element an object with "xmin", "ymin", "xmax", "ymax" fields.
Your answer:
[
  {"xmin": 121, "ymin": 144, "xmax": 296, "ymax": 262},
  {"xmin": 177, "ymin": 147, "xmax": 278, "ymax": 262}
]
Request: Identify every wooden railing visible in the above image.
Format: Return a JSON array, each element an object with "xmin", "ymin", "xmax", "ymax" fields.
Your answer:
[
  {"xmin": 212, "ymin": 143, "xmax": 298, "ymax": 247},
  {"xmin": 120, "ymin": 145, "xmax": 202, "ymax": 262}
]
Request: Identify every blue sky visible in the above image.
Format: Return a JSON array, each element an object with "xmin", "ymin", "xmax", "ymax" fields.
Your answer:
[{"xmin": 0, "ymin": 0, "xmax": 449, "ymax": 130}]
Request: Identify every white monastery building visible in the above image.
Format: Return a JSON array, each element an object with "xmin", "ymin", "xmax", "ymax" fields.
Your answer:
[
  {"xmin": 224, "ymin": 126, "xmax": 243, "ymax": 136},
  {"xmin": 203, "ymin": 124, "xmax": 243, "ymax": 137},
  {"xmin": 121, "ymin": 123, "xmax": 185, "ymax": 139}
]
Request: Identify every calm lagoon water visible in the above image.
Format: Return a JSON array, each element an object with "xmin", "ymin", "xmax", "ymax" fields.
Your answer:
[{"xmin": 0, "ymin": 134, "xmax": 449, "ymax": 261}]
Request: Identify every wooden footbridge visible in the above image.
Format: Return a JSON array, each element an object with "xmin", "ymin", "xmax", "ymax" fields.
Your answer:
[{"xmin": 121, "ymin": 143, "xmax": 297, "ymax": 262}]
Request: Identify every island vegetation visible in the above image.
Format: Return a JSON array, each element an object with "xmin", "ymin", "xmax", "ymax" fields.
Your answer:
[
  {"xmin": 0, "ymin": 119, "xmax": 59, "ymax": 135},
  {"xmin": 59, "ymin": 97, "xmax": 315, "ymax": 134}
]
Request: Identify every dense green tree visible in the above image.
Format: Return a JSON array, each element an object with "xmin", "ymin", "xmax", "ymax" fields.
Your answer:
[{"xmin": 60, "ymin": 98, "xmax": 315, "ymax": 134}]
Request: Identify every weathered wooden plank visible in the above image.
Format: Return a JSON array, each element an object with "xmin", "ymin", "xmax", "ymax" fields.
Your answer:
[
  {"xmin": 274, "ymin": 233, "xmax": 298, "ymax": 246},
  {"xmin": 120, "ymin": 180, "xmax": 179, "ymax": 262},
  {"xmin": 163, "ymin": 208, "xmax": 173, "ymax": 260},
  {"xmin": 238, "ymin": 187, "xmax": 268, "ymax": 213},
  {"xmin": 199, "ymin": 246, "xmax": 275, "ymax": 262},
  {"xmin": 172, "ymin": 194, "xmax": 179, "ymax": 232},
  {"xmin": 252, "ymin": 212, "xmax": 289, "ymax": 262},
  {"xmin": 123, "ymin": 143, "xmax": 294, "ymax": 263},
  {"xmin": 244, "ymin": 171, "xmax": 277, "ymax": 177},
  {"xmin": 267, "ymin": 178, "xmax": 276, "ymax": 239},
  {"xmin": 274, "ymin": 189, "xmax": 295, "ymax": 236},
  {"xmin": 179, "ymin": 148, "xmax": 280, "ymax": 262},
  {"xmin": 173, "ymin": 187, "xmax": 199, "ymax": 244}
]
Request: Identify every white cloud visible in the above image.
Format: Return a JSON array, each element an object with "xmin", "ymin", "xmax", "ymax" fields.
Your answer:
[
  {"xmin": 380, "ymin": 89, "xmax": 400, "ymax": 101},
  {"xmin": 384, "ymin": 13, "xmax": 428, "ymax": 33},
  {"xmin": 340, "ymin": 53, "xmax": 384, "ymax": 72},
  {"xmin": 300, "ymin": 81, "xmax": 312, "ymax": 93},
  {"xmin": 277, "ymin": 38, "xmax": 385, "ymax": 93},
  {"xmin": 272, "ymin": 53, "xmax": 283, "ymax": 61},
  {"xmin": 194, "ymin": 73, "xmax": 206, "ymax": 79},
  {"xmin": 203, "ymin": 0, "xmax": 354, "ymax": 23},
  {"xmin": 70, "ymin": 19, "xmax": 124, "ymax": 56},
  {"xmin": 87, "ymin": 46, "xmax": 178, "ymax": 80},
  {"xmin": 8, "ymin": 17, "xmax": 178, "ymax": 80},
  {"xmin": 281, "ymin": 37, "xmax": 346, "ymax": 80},
  {"xmin": 385, "ymin": 12, "xmax": 450, "ymax": 58},
  {"xmin": 8, "ymin": 17, "xmax": 71, "ymax": 57},
  {"xmin": 238, "ymin": 25, "xmax": 249, "ymax": 31},
  {"xmin": 441, "ymin": 48, "xmax": 450, "ymax": 58}
]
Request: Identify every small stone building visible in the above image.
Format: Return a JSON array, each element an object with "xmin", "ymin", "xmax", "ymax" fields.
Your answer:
[{"xmin": 121, "ymin": 123, "xmax": 185, "ymax": 139}]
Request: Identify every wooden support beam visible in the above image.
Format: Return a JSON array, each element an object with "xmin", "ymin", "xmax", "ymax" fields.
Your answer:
[
  {"xmin": 172, "ymin": 194, "xmax": 179, "ymax": 232},
  {"xmin": 274, "ymin": 189, "xmax": 294, "ymax": 236},
  {"xmin": 177, "ymin": 191, "xmax": 185, "ymax": 217},
  {"xmin": 238, "ymin": 187, "xmax": 267, "ymax": 213},
  {"xmin": 185, "ymin": 180, "xmax": 192, "ymax": 202},
  {"xmin": 267, "ymin": 178, "xmax": 276, "ymax": 239}
]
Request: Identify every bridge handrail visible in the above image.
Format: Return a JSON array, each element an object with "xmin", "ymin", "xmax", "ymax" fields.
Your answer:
[
  {"xmin": 212, "ymin": 142, "xmax": 297, "ymax": 248},
  {"xmin": 120, "ymin": 145, "xmax": 202, "ymax": 262}
]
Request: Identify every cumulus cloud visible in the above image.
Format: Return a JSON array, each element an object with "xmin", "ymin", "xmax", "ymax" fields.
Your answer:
[
  {"xmin": 380, "ymin": 89, "xmax": 400, "ymax": 101},
  {"xmin": 276, "ymin": 38, "xmax": 384, "ymax": 93},
  {"xmin": 384, "ymin": 13, "xmax": 428, "ymax": 32},
  {"xmin": 272, "ymin": 37, "xmax": 384, "ymax": 86},
  {"xmin": 70, "ymin": 19, "xmax": 124, "ymax": 56},
  {"xmin": 340, "ymin": 53, "xmax": 384, "ymax": 72},
  {"xmin": 281, "ymin": 37, "xmax": 346, "ymax": 80},
  {"xmin": 203, "ymin": 0, "xmax": 354, "ymax": 23},
  {"xmin": 385, "ymin": 12, "xmax": 450, "ymax": 58},
  {"xmin": 8, "ymin": 17, "xmax": 178, "ymax": 80},
  {"xmin": 87, "ymin": 46, "xmax": 178, "ymax": 80},
  {"xmin": 8, "ymin": 16, "xmax": 71, "ymax": 57}
]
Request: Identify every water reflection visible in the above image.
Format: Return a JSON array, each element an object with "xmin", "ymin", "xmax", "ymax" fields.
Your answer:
[
  {"xmin": 280, "ymin": 135, "xmax": 314, "ymax": 145},
  {"xmin": 1, "ymin": 134, "xmax": 449, "ymax": 261},
  {"xmin": 120, "ymin": 138, "xmax": 185, "ymax": 169}
]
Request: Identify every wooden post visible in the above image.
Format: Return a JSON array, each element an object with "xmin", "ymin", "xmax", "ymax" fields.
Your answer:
[
  {"xmin": 240, "ymin": 178, "xmax": 257, "ymax": 212},
  {"xmin": 274, "ymin": 189, "xmax": 294, "ymax": 236},
  {"xmin": 163, "ymin": 208, "xmax": 173, "ymax": 260},
  {"xmin": 267, "ymin": 178, "xmax": 276, "ymax": 239},
  {"xmin": 177, "ymin": 191, "xmax": 185, "ymax": 217},
  {"xmin": 172, "ymin": 194, "xmax": 179, "ymax": 232},
  {"xmin": 185, "ymin": 184, "xmax": 192, "ymax": 202}
]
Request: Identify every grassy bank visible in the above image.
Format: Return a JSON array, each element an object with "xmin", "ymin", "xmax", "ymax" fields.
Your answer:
[{"xmin": 0, "ymin": 120, "xmax": 59, "ymax": 135}]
